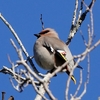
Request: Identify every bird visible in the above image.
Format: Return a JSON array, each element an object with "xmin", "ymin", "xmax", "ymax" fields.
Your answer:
[{"xmin": 33, "ymin": 28, "xmax": 82, "ymax": 84}]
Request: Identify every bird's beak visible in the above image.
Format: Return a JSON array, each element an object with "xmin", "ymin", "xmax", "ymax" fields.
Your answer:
[
  {"xmin": 71, "ymin": 75, "xmax": 76, "ymax": 84},
  {"xmin": 34, "ymin": 33, "xmax": 40, "ymax": 38}
]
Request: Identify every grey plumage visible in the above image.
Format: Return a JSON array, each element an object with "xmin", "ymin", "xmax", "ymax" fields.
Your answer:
[{"xmin": 34, "ymin": 28, "xmax": 78, "ymax": 84}]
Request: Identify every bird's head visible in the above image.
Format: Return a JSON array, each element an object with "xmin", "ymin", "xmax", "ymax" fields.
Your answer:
[{"xmin": 34, "ymin": 28, "xmax": 59, "ymax": 39}]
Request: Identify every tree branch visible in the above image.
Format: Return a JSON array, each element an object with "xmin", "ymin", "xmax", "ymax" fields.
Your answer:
[
  {"xmin": 0, "ymin": 13, "xmax": 39, "ymax": 73},
  {"xmin": 66, "ymin": 0, "xmax": 96, "ymax": 45}
]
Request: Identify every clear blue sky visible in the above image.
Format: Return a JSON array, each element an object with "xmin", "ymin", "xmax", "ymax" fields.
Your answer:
[{"xmin": 0, "ymin": 0, "xmax": 100, "ymax": 100}]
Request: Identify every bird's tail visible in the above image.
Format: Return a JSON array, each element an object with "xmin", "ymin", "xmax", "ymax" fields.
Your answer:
[{"xmin": 71, "ymin": 75, "xmax": 76, "ymax": 84}]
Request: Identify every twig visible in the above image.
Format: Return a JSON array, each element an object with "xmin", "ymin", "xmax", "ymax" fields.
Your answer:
[
  {"xmin": 65, "ymin": 39, "xmax": 100, "ymax": 100},
  {"xmin": 10, "ymin": 78, "xmax": 23, "ymax": 92},
  {"xmin": 72, "ymin": 0, "xmax": 79, "ymax": 25},
  {"xmin": 80, "ymin": 30, "xmax": 87, "ymax": 47},
  {"xmin": 40, "ymin": 14, "xmax": 44, "ymax": 30},
  {"xmin": 2, "ymin": 92, "xmax": 5, "ymax": 100},
  {"xmin": 78, "ymin": 82, "xmax": 87, "ymax": 99},
  {"xmin": 0, "ymin": 1, "xmax": 97, "ymax": 99},
  {"xmin": 16, "ymin": 49, "xmax": 43, "ymax": 83},
  {"xmin": 86, "ymin": 54, "xmax": 90, "ymax": 83},
  {"xmin": 0, "ymin": 66, "xmax": 26, "ymax": 81},
  {"xmin": 29, "ymin": 74, "xmax": 48, "ymax": 100},
  {"xmin": 0, "ymin": 13, "xmax": 39, "ymax": 73},
  {"xmin": 66, "ymin": 0, "xmax": 96, "ymax": 45},
  {"xmin": 43, "ymin": 82, "xmax": 57, "ymax": 100},
  {"xmin": 74, "ymin": 70, "xmax": 82, "ymax": 97},
  {"xmin": 77, "ymin": 0, "xmax": 84, "ymax": 20},
  {"xmin": 70, "ymin": 1, "xmax": 96, "ymax": 99},
  {"xmin": 0, "ymin": 14, "xmax": 28, "ymax": 57}
]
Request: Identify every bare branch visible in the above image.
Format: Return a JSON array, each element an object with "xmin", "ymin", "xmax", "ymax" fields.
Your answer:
[
  {"xmin": 78, "ymin": 82, "xmax": 87, "ymax": 99},
  {"xmin": 43, "ymin": 82, "xmax": 57, "ymax": 100},
  {"xmin": 0, "ymin": 13, "xmax": 28, "ymax": 57},
  {"xmin": 40, "ymin": 14, "xmax": 44, "ymax": 30},
  {"xmin": 86, "ymin": 53, "xmax": 90, "ymax": 84},
  {"xmin": 28, "ymin": 73, "xmax": 48, "ymax": 100},
  {"xmin": 74, "ymin": 39, "xmax": 100, "ymax": 59},
  {"xmin": 16, "ymin": 49, "xmax": 43, "ymax": 83},
  {"xmin": 77, "ymin": 0, "xmax": 84, "ymax": 21},
  {"xmin": 69, "ymin": 1, "xmax": 96, "ymax": 99},
  {"xmin": 66, "ymin": 0, "xmax": 96, "ymax": 45},
  {"xmin": 0, "ymin": 66, "xmax": 26, "ymax": 81},
  {"xmin": 10, "ymin": 39, "xmax": 19, "ymax": 53},
  {"xmin": 72, "ymin": 0, "xmax": 79, "ymax": 25},
  {"xmin": 2, "ymin": 92, "xmax": 5, "ymax": 100},
  {"xmin": 0, "ymin": 1, "xmax": 98, "ymax": 100},
  {"xmin": 65, "ymin": 39, "xmax": 100, "ymax": 100},
  {"xmin": 74, "ymin": 70, "xmax": 82, "ymax": 97},
  {"xmin": 0, "ymin": 13, "xmax": 39, "ymax": 73},
  {"xmin": 80, "ymin": 30, "xmax": 87, "ymax": 47}
]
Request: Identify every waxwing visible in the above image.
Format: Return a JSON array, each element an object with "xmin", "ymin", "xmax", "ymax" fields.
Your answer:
[{"xmin": 33, "ymin": 28, "xmax": 81, "ymax": 84}]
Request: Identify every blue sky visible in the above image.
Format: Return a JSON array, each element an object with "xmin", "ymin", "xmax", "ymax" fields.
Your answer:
[{"xmin": 0, "ymin": 0, "xmax": 100, "ymax": 100}]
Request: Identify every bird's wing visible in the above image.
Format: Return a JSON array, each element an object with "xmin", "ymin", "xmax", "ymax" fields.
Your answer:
[
  {"xmin": 55, "ymin": 49, "xmax": 67, "ymax": 61},
  {"xmin": 42, "ymin": 37, "xmax": 66, "ymax": 53},
  {"xmin": 56, "ymin": 50, "xmax": 76, "ymax": 84}
]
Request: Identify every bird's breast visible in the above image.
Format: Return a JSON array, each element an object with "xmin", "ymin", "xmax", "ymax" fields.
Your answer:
[{"xmin": 34, "ymin": 42, "xmax": 54, "ymax": 70}]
